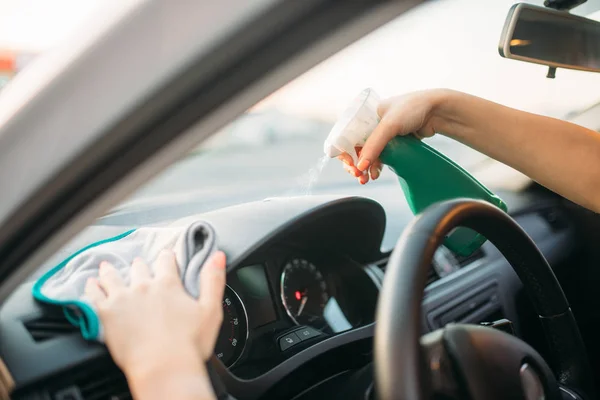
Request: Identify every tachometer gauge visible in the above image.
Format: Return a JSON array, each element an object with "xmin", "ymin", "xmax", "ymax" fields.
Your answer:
[
  {"xmin": 214, "ymin": 285, "xmax": 248, "ymax": 368},
  {"xmin": 432, "ymin": 246, "xmax": 460, "ymax": 278},
  {"xmin": 280, "ymin": 258, "xmax": 329, "ymax": 327}
]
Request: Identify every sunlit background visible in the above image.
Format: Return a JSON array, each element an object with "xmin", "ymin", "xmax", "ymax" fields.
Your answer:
[
  {"xmin": 3, "ymin": 0, "xmax": 600, "ymax": 118},
  {"xmin": 2, "ymin": 0, "xmax": 600, "ymax": 221}
]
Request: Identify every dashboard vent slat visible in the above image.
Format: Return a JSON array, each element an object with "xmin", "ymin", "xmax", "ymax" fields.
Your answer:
[
  {"xmin": 24, "ymin": 313, "xmax": 79, "ymax": 342},
  {"xmin": 456, "ymin": 247, "xmax": 485, "ymax": 267},
  {"xmin": 375, "ymin": 245, "xmax": 485, "ymax": 288},
  {"xmin": 376, "ymin": 254, "xmax": 461, "ymax": 287}
]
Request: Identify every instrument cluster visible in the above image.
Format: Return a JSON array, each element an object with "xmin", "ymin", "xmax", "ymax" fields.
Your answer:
[{"xmin": 213, "ymin": 250, "xmax": 381, "ymax": 375}]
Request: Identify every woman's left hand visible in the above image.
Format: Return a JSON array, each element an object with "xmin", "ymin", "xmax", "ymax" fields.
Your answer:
[{"xmin": 85, "ymin": 249, "xmax": 226, "ymax": 400}]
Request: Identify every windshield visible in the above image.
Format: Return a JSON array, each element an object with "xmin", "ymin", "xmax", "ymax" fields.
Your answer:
[
  {"xmin": 117, "ymin": 0, "xmax": 600, "ymax": 217},
  {"xmin": 4, "ymin": 0, "xmax": 600, "ymax": 222}
]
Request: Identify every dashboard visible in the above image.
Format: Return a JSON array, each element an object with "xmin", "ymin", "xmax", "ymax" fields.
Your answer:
[
  {"xmin": 214, "ymin": 248, "xmax": 380, "ymax": 377},
  {"xmin": 0, "ymin": 192, "xmax": 578, "ymax": 400}
]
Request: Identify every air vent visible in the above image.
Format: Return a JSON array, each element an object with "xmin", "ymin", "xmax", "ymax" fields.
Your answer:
[
  {"xmin": 24, "ymin": 312, "xmax": 79, "ymax": 342},
  {"xmin": 455, "ymin": 247, "xmax": 485, "ymax": 267},
  {"xmin": 373, "ymin": 254, "xmax": 462, "ymax": 286},
  {"xmin": 73, "ymin": 366, "xmax": 130, "ymax": 400},
  {"xmin": 50, "ymin": 361, "xmax": 131, "ymax": 400}
]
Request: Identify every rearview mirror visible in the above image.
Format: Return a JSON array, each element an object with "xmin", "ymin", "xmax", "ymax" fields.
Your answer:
[{"xmin": 499, "ymin": 3, "xmax": 600, "ymax": 74}]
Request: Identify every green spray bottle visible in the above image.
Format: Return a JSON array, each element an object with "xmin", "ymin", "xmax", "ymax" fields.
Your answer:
[{"xmin": 323, "ymin": 88, "xmax": 507, "ymax": 256}]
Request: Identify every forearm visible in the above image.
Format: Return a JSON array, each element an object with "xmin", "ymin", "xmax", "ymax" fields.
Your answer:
[
  {"xmin": 126, "ymin": 362, "xmax": 216, "ymax": 400},
  {"xmin": 432, "ymin": 90, "xmax": 600, "ymax": 213}
]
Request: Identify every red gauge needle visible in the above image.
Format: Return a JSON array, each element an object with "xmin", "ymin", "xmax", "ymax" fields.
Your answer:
[{"xmin": 297, "ymin": 296, "xmax": 308, "ymax": 317}]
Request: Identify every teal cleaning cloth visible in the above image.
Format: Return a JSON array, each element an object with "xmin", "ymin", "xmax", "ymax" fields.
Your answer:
[{"xmin": 32, "ymin": 221, "xmax": 217, "ymax": 341}]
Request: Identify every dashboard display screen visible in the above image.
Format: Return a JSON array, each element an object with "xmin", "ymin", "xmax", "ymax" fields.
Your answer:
[{"xmin": 236, "ymin": 264, "xmax": 277, "ymax": 328}]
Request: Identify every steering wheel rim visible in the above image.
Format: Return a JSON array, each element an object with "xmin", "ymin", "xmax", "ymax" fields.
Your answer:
[{"xmin": 375, "ymin": 199, "xmax": 594, "ymax": 400}]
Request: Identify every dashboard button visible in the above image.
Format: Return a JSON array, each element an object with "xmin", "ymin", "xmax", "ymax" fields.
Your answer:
[
  {"xmin": 295, "ymin": 326, "xmax": 322, "ymax": 341},
  {"xmin": 279, "ymin": 332, "xmax": 301, "ymax": 351}
]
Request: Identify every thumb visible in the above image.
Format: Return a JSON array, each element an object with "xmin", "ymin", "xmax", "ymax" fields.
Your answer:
[
  {"xmin": 198, "ymin": 251, "xmax": 226, "ymax": 317},
  {"xmin": 197, "ymin": 251, "xmax": 226, "ymax": 359}
]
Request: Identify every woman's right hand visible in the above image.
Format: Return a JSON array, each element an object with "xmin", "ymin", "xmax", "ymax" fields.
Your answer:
[
  {"xmin": 336, "ymin": 89, "xmax": 449, "ymax": 184},
  {"xmin": 340, "ymin": 87, "xmax": 600, "ymax": 214}
]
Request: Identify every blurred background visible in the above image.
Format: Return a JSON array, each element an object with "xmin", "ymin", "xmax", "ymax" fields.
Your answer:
[{"xmin": 3, "ymin": 0, "xmax": 600, "ymax": 224}]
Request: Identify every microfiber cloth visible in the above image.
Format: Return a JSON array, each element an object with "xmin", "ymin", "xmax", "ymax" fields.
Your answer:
[{"xmin": 32, "ymin": 220, "xmax": 218, "ymax": 341}]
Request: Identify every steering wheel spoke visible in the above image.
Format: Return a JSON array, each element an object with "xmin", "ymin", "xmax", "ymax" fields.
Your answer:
[
  {"xmin": 420, "ymin": 330, "xmax": 462, "ymax": 399},
  {"xmin": 421, "ymin": 324, "xmax": 560, "ymax": 400}
]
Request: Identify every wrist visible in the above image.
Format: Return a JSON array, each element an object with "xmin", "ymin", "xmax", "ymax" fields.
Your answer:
[
  {"xmin": 427, "ymin": 89, "xmax": 471, "ymax": 139},
  {"xmin": 125, "ymin": 357, "xmax": 214, "ymax": 400}
]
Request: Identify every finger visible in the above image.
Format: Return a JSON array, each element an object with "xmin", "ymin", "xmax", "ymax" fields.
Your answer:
[
  {"xmin": 358, "ymin": 173, "xmax": 369, "ymax": 185},
  {"xmin": 198, "ymin": 251, "xmax": 227, "ymax": 336},
  {"xmin": 336, "ymin": 152, "xmax": 354, "ymax": 167},
  {"xmin": 84, "ymin": 277, "xmax": 106, "ymax": 304},
  {"xmin": 343, "ymin": 163, "xmax": 361, "ymax": 178},
  {"xmin": 154, "ymin": 249, "xmax": 181, "ymax": 283},
  {"xmin": 97, "ymin": 262, "xmax": 125, "ymax": 295},
  {"xmin": 357, "ymin": 115, "xmax": 401, "ymax": 172},
  {"xmin": 130, "ymin": 257, "xmax": 151, "ymax": 285},
  {"xmin": 199, "ymin": 251, "xmax": 226, "ymax": 308},
  {"xmin": 370, "ymin": 160, "xmax": 383, "ymax": 180}
]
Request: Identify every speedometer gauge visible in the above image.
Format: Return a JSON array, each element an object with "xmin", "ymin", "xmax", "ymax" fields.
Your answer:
[
  {"xmin": 214, "ymin": 285, "xmax": 248, "ymax": 368},
  {"xmin": 281, "ymin": 258, "xmax": 329, "ymax": 327}
]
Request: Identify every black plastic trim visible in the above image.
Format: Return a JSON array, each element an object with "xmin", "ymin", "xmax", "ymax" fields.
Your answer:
[
  {"xmin": 213, "ymin": 323, "xmax": 375, "ymax": 400},
  {"xmin": 223, "ymin": 197, "xmax": 386, "ymax": 270}
]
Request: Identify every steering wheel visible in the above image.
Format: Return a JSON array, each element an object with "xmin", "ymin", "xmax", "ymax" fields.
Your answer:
[{"xmin": 375, "ymin": 199, "xmax": 595, "ymax": 400}]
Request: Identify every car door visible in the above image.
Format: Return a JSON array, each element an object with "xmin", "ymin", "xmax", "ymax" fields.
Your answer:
[
  {"xmin": 0, "ymin": 0, "xmax": 421, "ymax": 305},
  {"xmin": 0, "ymin": 0, "xmax": 421, "ymax": 397}
]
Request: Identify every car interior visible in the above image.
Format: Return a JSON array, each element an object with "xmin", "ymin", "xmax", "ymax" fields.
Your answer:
[{"xmin": 1, "ymin": 0, "xmax": 600, "ymax": 399}]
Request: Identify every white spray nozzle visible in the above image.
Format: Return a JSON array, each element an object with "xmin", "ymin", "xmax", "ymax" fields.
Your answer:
[{"xmin": 323, "ymin": 88, "xmax": 381, "ymax": 165}]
